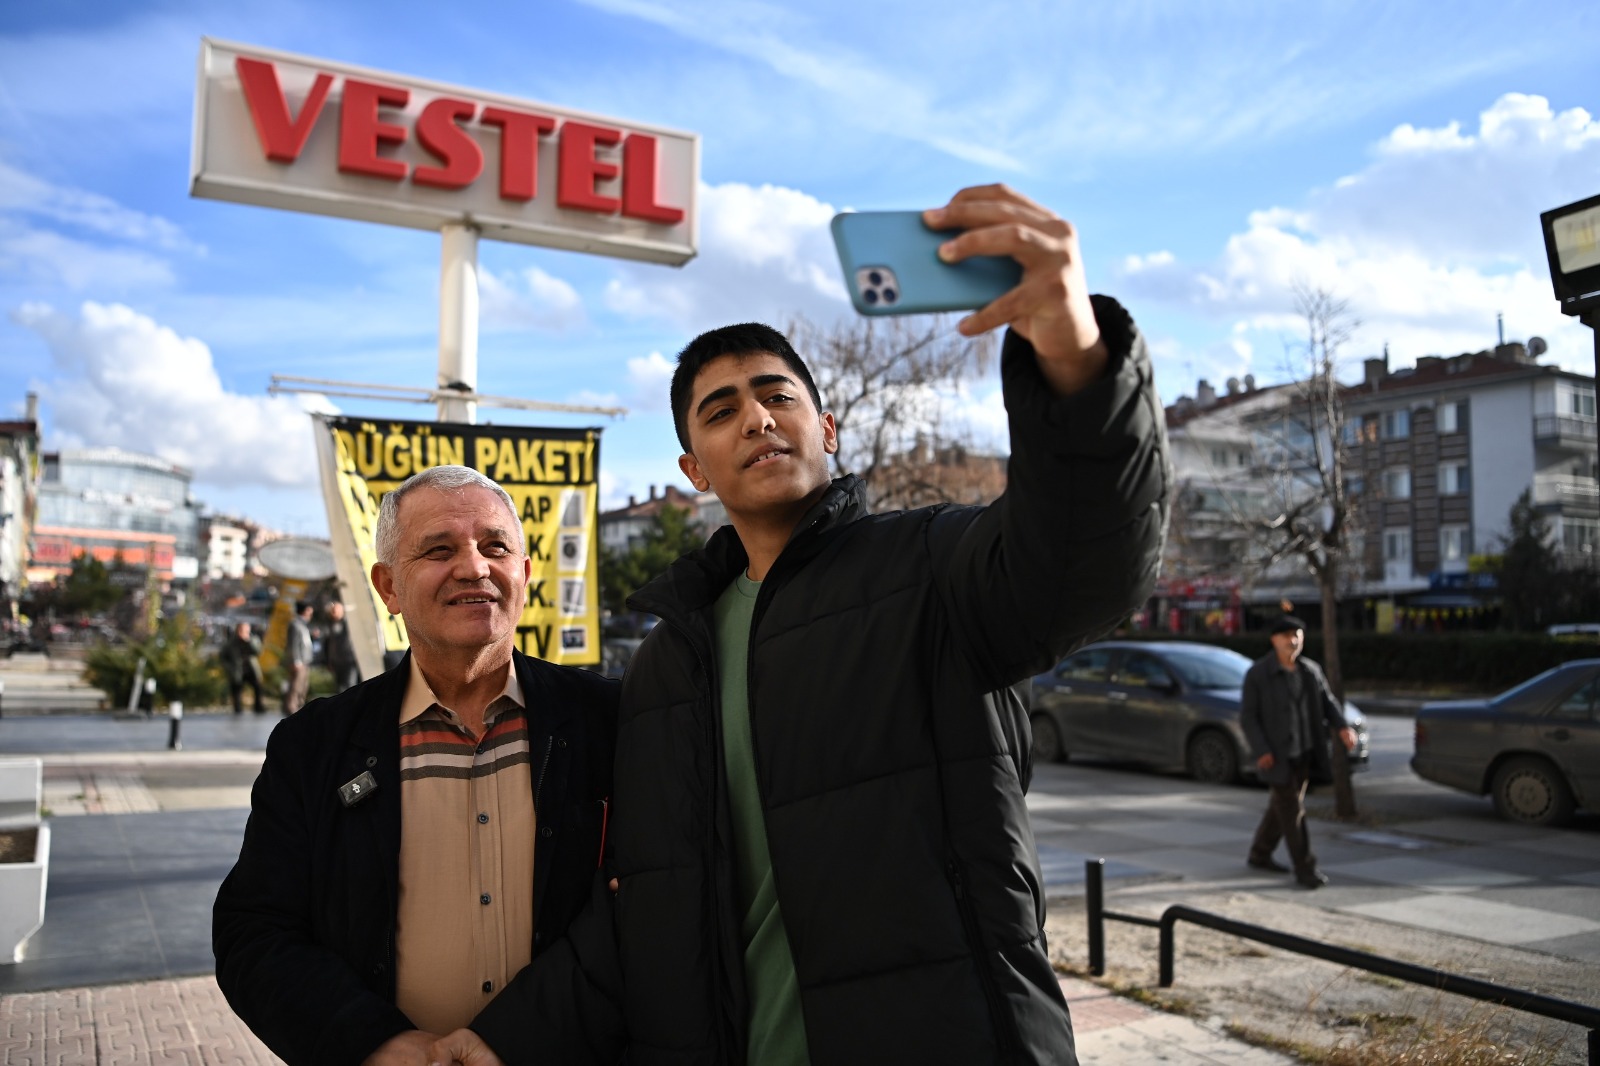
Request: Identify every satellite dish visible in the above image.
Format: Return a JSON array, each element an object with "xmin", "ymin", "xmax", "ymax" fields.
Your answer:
[
  {"xmin": 258, "ymin": 538, "xmax": 337, "ymax": 580},
  {"xmin": 1528, "ymin": 336, "xmax": 1548, "ymax": 359}
]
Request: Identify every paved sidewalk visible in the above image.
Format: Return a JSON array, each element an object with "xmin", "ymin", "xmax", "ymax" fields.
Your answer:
[{"xmin": 0, "ymin": 973, "xmax": 1296, "ymax": 1065}]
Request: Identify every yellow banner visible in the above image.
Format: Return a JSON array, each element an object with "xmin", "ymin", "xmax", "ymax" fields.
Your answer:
[{"xmin": 319, "ymin": 416, "xmax": 602, "ymax": 666}]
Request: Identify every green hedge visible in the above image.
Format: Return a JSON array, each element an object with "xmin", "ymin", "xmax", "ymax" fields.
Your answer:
[{"xmin": 1120, "ymin": 631, "xmax": 1600, "ymax": 693}]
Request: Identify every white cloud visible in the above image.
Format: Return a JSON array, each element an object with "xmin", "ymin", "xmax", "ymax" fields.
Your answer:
[
  {"xmin": 574, "ymin": 0, "xmax": 1024, "ymax": 171},
  {"xmin": 14, "ymin": 301, "xmax": 326, "ymax": 489},
  {"xmin": 624, "ymin": 350, "xmax": 675, "ymax": 413},
  {"xmin": 603, "ymin": 180, "xmax": 848, "ymax": 333},
  {"xmin": 0, "ymin": 224, "xmax": 176, "ymax": 290},
  {"xmin": 1119, "ymin": 94, "xmax": 1599, "ymax": 375},
  {"xmin": 0, "ymin": 161, "xmax": 202, "ymax": 253},
  {"xmin": 480, "ymin": 265, "xmax": 586, "ymax": 331}
]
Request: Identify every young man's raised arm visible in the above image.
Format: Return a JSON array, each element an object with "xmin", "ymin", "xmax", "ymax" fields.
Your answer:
[{"xmin": 923, "ymin": 187, "xmax": 1170, "ymax": 687}]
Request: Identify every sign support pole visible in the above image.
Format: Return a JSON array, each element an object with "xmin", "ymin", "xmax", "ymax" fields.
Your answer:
[{"xmin": 438, "ymin": 222, "xmax": 480, "ymax": 425}]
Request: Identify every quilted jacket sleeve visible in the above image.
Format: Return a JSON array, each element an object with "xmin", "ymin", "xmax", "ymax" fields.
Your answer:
[{"xmin": 927, "ymin": 295, "xmax": 1171, "ymax": 689}]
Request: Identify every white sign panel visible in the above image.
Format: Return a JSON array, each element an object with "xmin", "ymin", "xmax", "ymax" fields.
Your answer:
[{"xmin": 192, "ymin": 38, "xmax": 699, "ymax": 265}]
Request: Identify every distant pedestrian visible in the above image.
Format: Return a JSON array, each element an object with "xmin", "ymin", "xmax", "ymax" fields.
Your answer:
[
  {"xmin": 1241, "ymin": 615, "xmax": 1356, "ymax": 889},
  {"xmin": 283, "ymin": 601, "xmax": 314, "ymax": 714},
  {"xmin": 322, "ymin": 600, "xmax": 360, "ymax": 693},
  {"xmin": 219, "ymin": 622, "xmax": 265, "ymax": 715}
]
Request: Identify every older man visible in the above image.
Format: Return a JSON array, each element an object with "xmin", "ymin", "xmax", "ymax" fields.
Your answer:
[
  {"xmin": 215, "ymin": 465, "xmax": 622, "ymax": 1066},
  {"xmin": 1241, "ymin": 615, "xmax": 1356, "ymax": 889}
]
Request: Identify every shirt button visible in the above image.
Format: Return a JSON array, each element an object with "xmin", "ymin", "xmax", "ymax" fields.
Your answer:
[
  {"xmin": 482, "ymin": 980, "xmax": 493, "ymax": 993},
  {"xmin": 557, "ymin": 738, "xmax": 568, "ymax": 749},
  {"xmin": 477, "ymin": 812, "xmax": 489, "ymax": 824},
  {"xmin": 480, "ymin": 893, "xmax": 492, "ymax": 905},
  {"xmin": 540, "ymin": 826, "xmax": 553, "ymax": 838}
]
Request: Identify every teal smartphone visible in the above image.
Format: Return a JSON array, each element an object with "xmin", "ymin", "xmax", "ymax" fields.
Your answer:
[{"xmin": 830, "ymin": 210, "xmax": 1023, "ymax": 316}]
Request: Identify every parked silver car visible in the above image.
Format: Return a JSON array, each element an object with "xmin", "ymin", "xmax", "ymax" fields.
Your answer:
[
  {"xmin": 1413, "ymin": 659, "xmax": 1600, "ymax": 826},
  {"xmin": 1028, "ymin": 640, "xmax": 1371, "ymax": 784}
]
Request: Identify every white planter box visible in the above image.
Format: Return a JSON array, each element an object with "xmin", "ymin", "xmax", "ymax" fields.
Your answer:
[
  {"xmin": 0, "ymin": 822, "xmax": 49, "ymax": 963},
  {"xmin": 0, "ymin": 758, "xmax": 42, "ymax": 826}
]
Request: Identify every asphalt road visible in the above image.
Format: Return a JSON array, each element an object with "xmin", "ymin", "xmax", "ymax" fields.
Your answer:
[{"xmin": 1025, "ymin": 714, "xmax": 1600, "ymax": 964}]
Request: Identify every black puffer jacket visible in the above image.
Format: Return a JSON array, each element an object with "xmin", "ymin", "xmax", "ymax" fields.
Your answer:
[{"xmin": 614, "ymin": 299, "xmax": 1170, "ymax": 1065}]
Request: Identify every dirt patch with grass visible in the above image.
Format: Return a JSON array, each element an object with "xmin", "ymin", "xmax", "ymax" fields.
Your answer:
[
  {"xmin": 1045, "ymin": 887, "xmax": 1594, "ymax": 1065},
  {"xmin": 0, "ymin": 826, "xmax": 38, "ymax": 863}
]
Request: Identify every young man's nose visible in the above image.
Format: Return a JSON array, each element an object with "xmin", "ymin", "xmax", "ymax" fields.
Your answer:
[{"xmin": 740, "ymin": 399, "xmax": 776, "ymax": 435}]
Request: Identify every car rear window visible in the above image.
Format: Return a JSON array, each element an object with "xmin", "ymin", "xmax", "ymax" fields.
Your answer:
[{"xmin": 1162, "ymin": 646, "xmax": 1252, "ymax": 689}]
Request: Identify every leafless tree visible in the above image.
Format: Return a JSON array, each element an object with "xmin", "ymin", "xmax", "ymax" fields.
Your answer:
[
  {"xmin": 788, "ymin": 313, "xmax": 996, "ymax": 511},
  {"xmin": 1244, "ymin": 283, "xmax": 1361, "ymax": 816}
]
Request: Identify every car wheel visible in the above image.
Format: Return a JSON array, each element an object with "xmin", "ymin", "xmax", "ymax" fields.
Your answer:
[
  {"xmin": 1030, "ymin": 713, "xmax": 1066, "ymax": 764},
  {"xmin": 1187, "ymin": 729, "xmax": 1240, "ymax": 785},
  {"xmin": 1491, "ymin": 756, "xmax": 1576, "ymax": 827}
]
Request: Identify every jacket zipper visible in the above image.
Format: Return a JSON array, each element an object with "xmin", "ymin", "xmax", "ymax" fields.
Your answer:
[
  {"xmin": 947, "ymin": 858, "xmax": 1020, "ymax": 1059},
  {"xmin": 533, "ymin": 734, "xmax": 555, "ymax": 811}
]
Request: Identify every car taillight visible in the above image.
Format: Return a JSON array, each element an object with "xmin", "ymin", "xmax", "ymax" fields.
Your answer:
[{"xmin": 1414, "ymin": 721, "xmax": 1427, "ymax": 747}]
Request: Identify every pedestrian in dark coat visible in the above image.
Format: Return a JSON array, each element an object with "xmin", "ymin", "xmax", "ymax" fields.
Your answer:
[
  {"xmin": 1240, "ymin": 615, "xmax": 1356, "ymax": 888},
  {"xmin": 323, "ymin": 600, "xmax": 360, "ymax": 693},
  {"xmin": 219, "ymin": 622, "xmax": 265, "ymax": 714}
]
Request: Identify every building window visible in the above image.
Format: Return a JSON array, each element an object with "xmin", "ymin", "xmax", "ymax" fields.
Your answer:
[
  {"xmin": 1236, "ymin": 451, "xmax": 1250, "ymax": 468},
  {"xmin": 1564, "ymin": 518, "xmax": 1599, "ymax": 557},
  {"xmin": 1382, "ymin": 409, "xmax": 1411, "ymax": 439},
  {"xmin": 1210, "ymin": 448, "xmax": 1228, "ymax": 467},
  {"xmin": 1384, "ymin": 467, "xmax": 1411, "ymax": 499},
  {"xmin": 1384, "ymin": 527, "xmax": 1412, "ymax": 562},
  {"xmin": 1440, "ymin": 526, "xmax": 1471, "ymax": 563},
  {"xmin": 1437, "ymin": 401, "xmax": 1464, "ymax": 434},
  {"xmin": 1439, "ymin": 462, "xmax": 1469, "ymax": 496},
  {"xmin": 1572, "ymin": 389, "xmax": 1596, "ymax": 419}
]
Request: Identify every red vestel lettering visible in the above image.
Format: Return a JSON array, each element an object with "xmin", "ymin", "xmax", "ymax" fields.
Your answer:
[
  {"xmin": 557, "ymin": 121, "xmax": 622, "ymax": 214},
  {"xmin": 338, "ymin": 78, "xmax": 411, "ymax": 181},
  {"xmin": 413, "ymin": 98, "xmax": 484, "ymax": 189},
  {"xmin": 480, "ymin": 107, "xmax": 555, "ymax": 201},
  {"xmin": 234, "ymin": 57, "xmax": 332, "ymax": 163},
  {"xmin": 621, "ymin": 134, "xmax": 685, "ymax": 224}
]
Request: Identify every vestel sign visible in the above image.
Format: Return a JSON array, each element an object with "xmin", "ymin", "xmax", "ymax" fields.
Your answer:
[{"xmin": 192, "ymin": 39, "xmax": 699, "ymax": 264}]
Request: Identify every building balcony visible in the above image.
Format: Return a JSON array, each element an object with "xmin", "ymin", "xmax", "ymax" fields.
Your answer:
[
  {"xmin": 1532, "ymin": 474, "xmax": 1600, "ymax": 515},
  {"xmin": 1533, "ymin": 414, "xmax": 1597, "ymax": 451}
]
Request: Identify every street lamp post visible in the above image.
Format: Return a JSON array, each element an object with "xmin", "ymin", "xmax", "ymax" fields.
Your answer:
[{"xmin": 1540, "ymin": 193, "xmax": 1600, "ymax": 482}]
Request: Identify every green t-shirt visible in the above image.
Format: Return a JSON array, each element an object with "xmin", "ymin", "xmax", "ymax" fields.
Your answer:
[{"xmin": 714, "ymin": 573, "xmax": 810, "ymax": 1066}]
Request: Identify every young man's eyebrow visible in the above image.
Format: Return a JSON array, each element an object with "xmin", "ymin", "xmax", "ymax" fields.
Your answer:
[{"xmin": 693, "ymin": 373, "xmax": 798, "ymax": 419}]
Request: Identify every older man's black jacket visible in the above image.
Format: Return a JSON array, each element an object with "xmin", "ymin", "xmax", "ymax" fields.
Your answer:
[
  {"xmin": 213, "ymin": 649, "xmax": 623, "ymax": 1066},
  {"xmin": 613, "ymin": 299, "xmax": 1171, "ymax": 1065},
  {"xmin": 1240, "ymin": 652, "xmax": 1348, "ymax": 786}
]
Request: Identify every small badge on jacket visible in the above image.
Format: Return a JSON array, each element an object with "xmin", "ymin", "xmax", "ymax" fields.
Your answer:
[{"xmin": 339, "ymin": 771, "xmax": 378, "ymax": 807}]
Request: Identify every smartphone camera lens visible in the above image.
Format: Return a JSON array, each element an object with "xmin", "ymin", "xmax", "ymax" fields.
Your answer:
[
  {"xmin": 882, "ymin": 288, "xmax": 897, "ymax": 305},
  {"xmin": 863, "ymin": 289, "xmax": 879, "ymax": 305},
  {"xmin": 868, "ymin": 271, "xmax": 884, "ymax": 286}
]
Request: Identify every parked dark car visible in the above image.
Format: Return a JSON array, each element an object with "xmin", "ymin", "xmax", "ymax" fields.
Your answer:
[
  {"xmin": 1027, "ymin": 640, "xmax": 1371, "ymax": 785},
  {"xmin": 1412, "ymin": 659, "xmax": 1600, "ymax": 826}
]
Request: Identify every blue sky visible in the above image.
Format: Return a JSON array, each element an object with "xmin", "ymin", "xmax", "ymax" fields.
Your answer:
[{"xmin": 2, "ymin": 0, "xmax": 1596, "ymax": 535}]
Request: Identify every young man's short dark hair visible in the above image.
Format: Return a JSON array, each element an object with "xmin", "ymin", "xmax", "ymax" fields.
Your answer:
[{"xmin": 670, "ymin": 322, "xmax": 824, "ymax": 452}]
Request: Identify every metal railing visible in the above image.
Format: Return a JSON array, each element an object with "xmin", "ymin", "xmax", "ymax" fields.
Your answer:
[
  {"xmin": 1534, "ymin": 413, "xmax": 1597, "ymax": 444},
  {"xmin": 1082, "ymin": 859, "xmax": 1600, "ymax": 1063}
]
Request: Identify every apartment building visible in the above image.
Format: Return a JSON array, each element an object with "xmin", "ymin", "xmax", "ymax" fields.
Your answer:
[{"xmin": 1344, "ymin": 340, "xmax": 1597, "ymax": 595}]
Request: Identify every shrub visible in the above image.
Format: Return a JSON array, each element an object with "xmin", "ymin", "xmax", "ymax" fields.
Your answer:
[{"xmin": 84, "ymin": 612, "xmax": 227, "ymax": 709}]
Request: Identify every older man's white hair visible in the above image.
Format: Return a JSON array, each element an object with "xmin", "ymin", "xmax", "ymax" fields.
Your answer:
[{"xmin": 374, "ymin": 466, "xmax": 521, "ymax": 566}]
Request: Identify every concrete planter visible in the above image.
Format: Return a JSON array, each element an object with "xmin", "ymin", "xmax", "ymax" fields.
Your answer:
[
  {"xmin": 0, "ymin": 822, "xmax": 49, "ymax": 962},
  {"xmin": 0, "ymin": 758, "xmax": 48, "ymax": 964}
]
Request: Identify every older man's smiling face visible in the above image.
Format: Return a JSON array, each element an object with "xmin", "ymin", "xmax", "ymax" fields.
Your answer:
[{"xmin": 371, "ymin": 484, "xmax": 529, "ymax": 657}]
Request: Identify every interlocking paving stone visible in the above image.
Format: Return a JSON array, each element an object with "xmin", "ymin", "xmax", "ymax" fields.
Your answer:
[{"xmin": 0, "ymin": 978, "xmax": 282, "ymax": 1066}]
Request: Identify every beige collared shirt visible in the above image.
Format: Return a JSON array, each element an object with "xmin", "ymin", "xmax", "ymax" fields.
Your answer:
[{"xmin": 394, "ymin": 655, "xmax": 536, "ymax": 1035}]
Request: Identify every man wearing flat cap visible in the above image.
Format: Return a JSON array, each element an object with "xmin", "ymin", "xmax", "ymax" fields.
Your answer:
[{"xmin": 1240, "ymin": 615, "xmax": 1355, "ymax": 889}]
